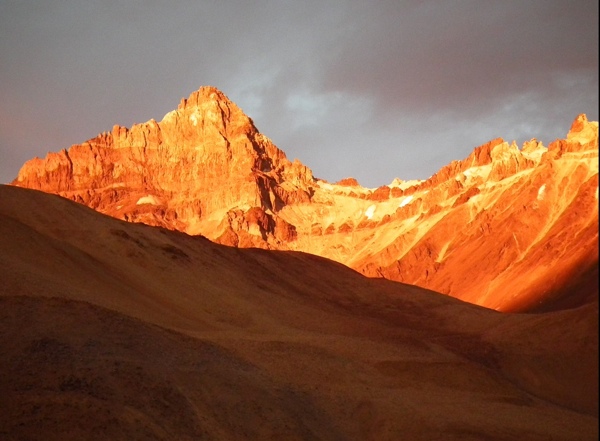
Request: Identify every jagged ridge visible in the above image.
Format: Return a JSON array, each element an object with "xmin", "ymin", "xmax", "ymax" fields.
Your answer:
[{"xmin": 12, "ymin": 87, "xmax": 599, "ymax": 312}]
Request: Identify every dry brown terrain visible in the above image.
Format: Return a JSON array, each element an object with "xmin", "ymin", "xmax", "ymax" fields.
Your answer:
[
  {"xmin": 0, "ymin": 184, "xmax": 597, "ymax": 440},
  {"xmin": 11, "ymin": 87, "xmax": 598, "ymax": 311}
]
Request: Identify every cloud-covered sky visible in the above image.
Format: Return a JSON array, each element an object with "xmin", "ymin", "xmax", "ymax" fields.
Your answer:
[{"xmin": 1, "ymin": 0, "xmax": 598, "ymax": 187}]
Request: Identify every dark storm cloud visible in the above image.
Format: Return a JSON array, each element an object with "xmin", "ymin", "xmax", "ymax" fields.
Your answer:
[
  {"xmin": 322, "ymin": 1, "xmax": 598, "ymax": 113},
  {"xmin": 0, "ymin": 0, "xmax": 597, "ymax": 187}
]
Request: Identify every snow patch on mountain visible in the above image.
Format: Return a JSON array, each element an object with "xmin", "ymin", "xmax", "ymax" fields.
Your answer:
[
  {"xmin": 537, "ymin": 184, "xmax": 546, "ymax": 201},
  {"xmin": 136, "ymin": 195, "xmax": 159, "ymax": 205},
  {"xmin": 365, "ymin": 204, "xmax": 376, "ymax": 219},
  {"xmin": 399, "ymin": 195, "xmax": 414, "ymax": 208}
]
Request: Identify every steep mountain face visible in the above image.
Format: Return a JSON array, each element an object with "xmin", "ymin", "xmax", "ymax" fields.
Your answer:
[
  {"xmin": 351, "ymin": 120, "xmax": 599, "ymax": 312},
  {"xmin": 12, "ymin": 87, "xmax": 599, "ymax": 311}
]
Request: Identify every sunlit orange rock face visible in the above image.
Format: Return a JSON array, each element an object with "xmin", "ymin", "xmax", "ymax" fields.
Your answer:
[
  {"xmin": 14, "ymin": 87, "xmax": 313, "ymax": 249},
  {"xmin": 13, "ymin": 87, "xmax": 599, "ymax": 311}
]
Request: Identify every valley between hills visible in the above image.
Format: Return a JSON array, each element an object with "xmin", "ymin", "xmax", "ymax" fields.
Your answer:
[{"xmin": 1, "ymin": 86, "xmax": 598, "ymax": 440}]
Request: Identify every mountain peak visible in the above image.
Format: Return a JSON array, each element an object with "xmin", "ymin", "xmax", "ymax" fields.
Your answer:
[
  {"xmin": 170, "ymin": 85, "xmax": 253, "ymax": 137},
  {"xmin": 567, "ymin": 113, "xmax": 598, "ymax": 147},
  {"xmin": 570, "ymin": 113, "xmax": 589, "ymax": 132},
  {"xmin": 178, "ymin": 85, "xmax": 231, "ymax": 109},
  {"xmin": 12, "ymin": 85, "xmax": 315, "ymax": 244}
]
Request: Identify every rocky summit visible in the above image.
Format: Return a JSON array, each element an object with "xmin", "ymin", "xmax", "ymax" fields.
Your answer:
[{"xmin": 12, "ymin": 87, "xmax": 599, "ymax": 312}]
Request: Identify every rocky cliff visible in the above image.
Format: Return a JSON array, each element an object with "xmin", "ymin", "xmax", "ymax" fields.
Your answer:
[{"xmin": 12, "ymin": 87, "xmax": 599, "ymax": 312}]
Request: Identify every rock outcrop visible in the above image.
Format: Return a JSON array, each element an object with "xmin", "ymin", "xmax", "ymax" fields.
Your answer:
[{"xmin": 12, "ymin": 87, "xmax": 599, "ymax": 312}]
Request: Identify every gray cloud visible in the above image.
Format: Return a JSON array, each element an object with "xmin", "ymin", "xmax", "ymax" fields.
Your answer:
[{"xmin": 1, "ymin": 0, "xmax": 597, "ymax": 187}]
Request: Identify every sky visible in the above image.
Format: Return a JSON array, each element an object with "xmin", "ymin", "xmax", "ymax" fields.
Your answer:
[{"xmin": 1, "ymin": 1, "xmax": 598, "ymax": 188}]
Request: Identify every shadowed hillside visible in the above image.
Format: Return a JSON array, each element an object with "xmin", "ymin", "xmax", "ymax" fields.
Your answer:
[{"xmin": 0, "ymin": 184, "xmax": 597, "ymax": 440}]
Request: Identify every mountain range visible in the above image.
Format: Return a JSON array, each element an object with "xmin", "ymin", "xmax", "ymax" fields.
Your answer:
[
  {"xmin": 1, "ymin": 86, "xmax": 598, "ymax": 439},
  {"xmin": 11, "ymin": 86, "xmax": 599, "ymax": 312},
  {"xmin": 0, "ymin": 183, "xmax": 597, "ymax": 440}
]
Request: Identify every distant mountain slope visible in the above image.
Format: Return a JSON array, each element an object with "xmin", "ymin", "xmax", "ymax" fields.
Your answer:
[
  {"xmin": 11, "ymin": 87, "xmax": 599, "ymax": 311},
  {"xmin": 0, "ymin": 184, "xmax": 597, "ymax": 440}
]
